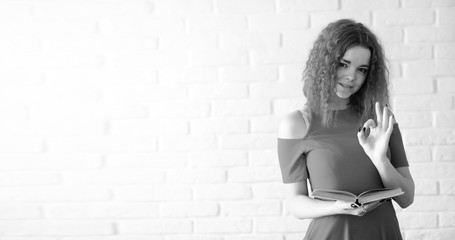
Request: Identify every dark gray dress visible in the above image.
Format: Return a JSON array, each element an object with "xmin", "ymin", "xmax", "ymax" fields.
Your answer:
[{"xmin": 277, "ymin": 106, "xmax": 408, "ymax": 240}]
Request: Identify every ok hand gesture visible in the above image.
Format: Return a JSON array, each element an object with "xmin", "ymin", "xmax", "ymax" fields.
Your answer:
[{"xmin": 357, "ymin": 102, "xmax": 395, "ymax": 164}]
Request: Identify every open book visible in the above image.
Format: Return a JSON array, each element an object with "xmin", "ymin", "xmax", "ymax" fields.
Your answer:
[{"xmin": 311, "ymin": 188, "xmax": 404, "ymax": 205}]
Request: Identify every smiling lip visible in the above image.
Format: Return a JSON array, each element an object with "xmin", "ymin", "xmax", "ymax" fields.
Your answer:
[{"xmin": 338, "ymin": 82, "xmax": 354, "ymax": 88}]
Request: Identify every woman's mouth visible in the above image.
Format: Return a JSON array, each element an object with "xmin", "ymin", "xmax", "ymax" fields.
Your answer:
[{"xmin": 338, "ymin": 82, "xmax": 353, "ymax": 89}]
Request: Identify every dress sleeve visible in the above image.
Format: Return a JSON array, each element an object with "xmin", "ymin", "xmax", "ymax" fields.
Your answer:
[
  {"xmin": 277, "ymin": 138, "xmax": 308, "ymax": 183},
  {"xmin": 388, "ymin": 123, "xmax": 409, "ymax": 168}
]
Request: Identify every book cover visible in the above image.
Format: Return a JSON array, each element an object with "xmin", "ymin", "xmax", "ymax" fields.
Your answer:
[{"xmin": 311, "ymin": 188, "xmax": 404, "ymax": 205}]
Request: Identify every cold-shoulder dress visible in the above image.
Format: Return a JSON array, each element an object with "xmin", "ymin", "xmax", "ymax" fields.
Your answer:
[{"xmin": 277, "ymin": 106, "xmax": 409, "ymax": 240}]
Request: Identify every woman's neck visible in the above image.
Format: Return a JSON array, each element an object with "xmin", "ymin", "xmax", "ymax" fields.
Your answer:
[{"xmin": 329, "ymin": 96, "xmax": 350, "ymax": 110}]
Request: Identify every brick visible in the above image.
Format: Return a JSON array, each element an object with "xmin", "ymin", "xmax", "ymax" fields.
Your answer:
[
  {"xmin": 408, "ymin": 196, "xmax": 455, "ymax": 211},
  {"xmin": 402, "ymin": 146, "xmax": 431, "ymax": 162},
  {"xmin": 47, "ymin": 136, "xmax": 158, "ymax": 153},
  {"xmin": 310, "ymin": 12, "xmax": 371, "ymax": 29},
  {"xmin": 228, "ymin": 167, "xmax": 281, "ymax": 183},
  {"xmin": 410, "ymin": 163, "xmax": 455, "ymax": 178},
  {"xmin": 0, "ymin": 205, "xmax": 42, "ymax": 219},
  {"xmin": 252, "ymin": 183, "xmax": 287, "ymax": 199},
  {"xmin": 159, "ymin": 202, "xmax": 218, "ymax": 217},
  {"xmin": 279, "ymin": 64, "xmax": 305, "ymax": 82},
  {"xmin": 438, "ymin": 7, "xmax": 455, "ymax": 25},
  {"xmin": 221, "ymin": 201, "xmax": 281, "ymax": 216},
  {"xmin": 46, "ymin": 203, "xmax": 158, "ymax": 219},
  {"xmin": 226, "ymin": 236, "xmax": 283, "ymax": 240},
  {"xmin": 250, "ymin": 116, "xmax": 280, "ymax": 133},
  {"xmin": 188, "ymin": 15, "xmax": 247, "ymax": 32},
  {"xmin": 110, "ymin": 118, "xmax": 188, "ymax": 136},
  {"xmin": 220, "ymin": 134, "xmax": 276, "ymax": 150},
  {"xmin": 118, "ymin": 219, "xmax": 192, "ymax": 234},
  {"xmin": 190, "ymin": 49, "xmax": 248, "ymax": 66},
  {"xmin": 188, "ymin": 151, "xmax": 248, "ymax": 168},
  {"xmin": 435, "ymin": 112, "xmax": 455, "ymax": 127},
  {"xmin": 393, "ymin": 112, "xmax": 432, "ymax": 129},
  {"xmin": 397, "ymin": 212, "xmax": 437, "ymax": 229},
  {"xmin": 167, "ymin": 237, "xmax": 221, "ymax": 240},
  {"xmin": 437, "ymin": 77, "xmax": 455, "ymax": 93},
  {"xmin": 0, "ymin": 186, "xmax": 112, "ymax": 202},
  {"xmin": 167, "ymin": 168, "xmax": 226, "ymax": 184},
  {"xmin": 273, "ymin": 98, "xmax": 307, "ymax": 117},
  {"xmin": 105, "ymin": 153, "xmax": 187, "ymax": 169},
  {"xmin": 436, "ymin": 43, "xmax": 455, "ymax": 59},
  {"xmin": 0, "ymin": 220, "xmax": 114, "ymax": 236},
  {"xmin": 159, "ymin": 32, "xmax": 218, "ymax": 50},
  {"xmin": 342, "ymin": 0, "xmax": 399, "ymax": 9},
  {"xmin": 434, "ymin": 146, "xmax": 455, "ymax": 162},
  {"xmin": 63, "ymin": 169, "xmax": 165, "ymax": 185},
  {"xmin": 440, "ymin": 212, "xmax": 455, "ymax": 227},
  {"xmin": 63, "ymin": 237, "xmax": 161, "ymax": 240},
  {"xmin": 403, "ymin": 60, "xmax": 455, "ymax": 76},
  {"xmin": 255, "ymin": 216, "xmax": 310, "ymax": 233},
  {"xmin": 0, "ymin": 36, "xmax": 41, "ymax": 55},
  {"xmin": 32, "ymin": 1, "xmax": 151, "ymax": 18},
  {"xmin": 402, "ymin": 129, "xmax": 455, "ymax": 145},
  {"xmin": 282, "ymin": 30, "xmax": 320, "ymax": 51},
  {"xmin": 149, "ymin": 101, "xmax": 210, "ymax": 118},
  {"xmin": 385, "ymin": 44, "xmax": 433, "ymax": 60},
  {"xmin": 159, "ymin": 136, "xmax": 218, "ymax": 152},
  {"xmin": 249, "ymin": 149, "xmax": 279, "ymax": 166},
  {"xmin": 0, "ymin": 172, "xmax": 60, "ymax": 186},
  {"xmin": 99, "ymin": 16, "xmax": 184, "ymax": 35},
  {"xmin": 405, "ymin": 229, "xmax": 455, "ymax": 240},
  {"xmin": 188, "ymin": 83, "xmax": 248, "ymax": 100},
  {"xmin": 278, "ymin": 0, "xmax": 339, "ymax": 12},
  {"xmin": 250, "ymin": 82, "xmax": 303, "ymax": 98},
  {"xmin": 374, "ymin": 9, "xmax": 434, "ymax": 26},
  {"xmin": 107, "ymin": 50, "xmax": 188, "ymax": 68},
  {"xmin": 219, "ymin": 66, "xmax": 278, "ymax": 82},
  {"xmin": 194, "ymin": 218, "xmax": 252, "ymax": 233},
  {"xmin": 220, "ymin": 32, "xmax": 281, "ymax": 49},
  {"xmin": 159, "ymin": 67, "xmax": 218, "ymax": 84},
  {"xmin": 212, "ymin": 99, "xmax": 271, "ymax": 117},
  {"xmin": 390, "ymin": 77, "xmax": 434, "ymax": 94},
  {"xmin": 190, "ymin": 118, "xmax": 249, "ymax": 135},
  {"xmin": 393, "ymin": 95, "xmax": 452, "ymax": 111},
  {"xmin": 441, "ymin": 180, "xmax": 455, "ymax": 195},
  {"xmin": 402, "ymin": 0, "xmax": 432, "ymax": 8},
  {"xmin": 0, "ymin": 154, "xmax": 103, "ymax": 170},
  {"xmin": 152, "ymin": 0, "xmax": 213, "ymax": 15},
  {"xmin": 0, "ymin": 138, "xmax": 44, "ymax": 153},
  {"xmin": 414, "ymin": 179, "xmax": 438, "ymax": 195},
  {"xmin": 373, "ymin": 27, "xmax": 404, "ymax": 43},
  {"xmin": 114, "ymin": 185, "xmax": 192, "ymax": 201},
  {"xmin": 0, "ymin": 19, "xmax": 97, "ymax": 36},
  {"xmin": 0, "ymin": 70, "xmax": 43, "ymax": 86},
  {"xmin": 250, "ymin": 48, "xmax": 308, "ymax": 65},
  {"xmin": 217, "ymin": 0, "xmax": 275, "ymax": 13},
  {"xmin": 193, "ymin": 184, "xmax": 252, "ymax": 200},
  {"xmin": 249, "ymin": 14, "xmax": 309, "ymax": 31},
  {"xmin": 406, "ymin": 26, "xmax": 455, "ymax": 42}
]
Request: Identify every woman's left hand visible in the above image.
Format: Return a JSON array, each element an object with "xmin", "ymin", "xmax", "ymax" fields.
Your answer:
[{"xmin": 357, "ymin": 102, "xmax": 395, "ymax": 164}]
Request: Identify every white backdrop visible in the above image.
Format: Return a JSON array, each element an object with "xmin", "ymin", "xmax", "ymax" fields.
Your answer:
[{"xmin": 0, "ymin": 0, "xmax": 454, "ymax": 239}]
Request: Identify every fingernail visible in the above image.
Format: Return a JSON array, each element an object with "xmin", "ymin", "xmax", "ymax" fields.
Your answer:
[
  {"xmin": 385, "ymin": 104, "xmax": 388, "ymax": 107},
  {"xmin": 358, "ymin": 127, "xmax": 362, "ymax": 132},
  {"xmin": 363, "ymin": 127, "xmax": 366, "ymax": 132}
]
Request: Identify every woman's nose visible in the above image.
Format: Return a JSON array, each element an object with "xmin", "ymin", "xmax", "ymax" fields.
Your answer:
[{"xmin": 345, "ymin": 69, "xmax": 356, "ymax": 81}]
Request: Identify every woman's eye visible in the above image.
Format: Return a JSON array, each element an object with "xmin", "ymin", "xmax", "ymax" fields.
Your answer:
[
  {"xmin": 338, "ymin": 62, "xmax": 348, "ymax": 68},
  {"xmin": 358, "ymin": 68, "xmax": 368, "ymax": 74}
]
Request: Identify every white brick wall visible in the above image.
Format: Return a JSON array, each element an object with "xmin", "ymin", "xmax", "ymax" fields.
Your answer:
[{"xmin": 0, "ymin": 0, "xmax": 453, "ymax": 239}]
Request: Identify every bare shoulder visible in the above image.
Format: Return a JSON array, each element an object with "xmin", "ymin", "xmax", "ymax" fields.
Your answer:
[{"xmin": 278, "ymin": 110, "xmax": 309, "ymax": 139}]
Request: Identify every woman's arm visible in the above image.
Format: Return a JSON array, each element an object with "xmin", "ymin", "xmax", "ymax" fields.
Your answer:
[{"xmin": 358, "ymin": 102, "xmax": 415, "ymax": 209}]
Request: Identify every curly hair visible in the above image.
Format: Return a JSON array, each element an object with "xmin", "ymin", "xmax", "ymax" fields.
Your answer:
[{"xmin": 303, "ymin": 19, "xmax": 390, "ymax": 128}]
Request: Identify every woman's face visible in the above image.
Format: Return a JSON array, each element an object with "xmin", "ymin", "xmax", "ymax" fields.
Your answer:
[{"xmin": 335, "ymin": 45, "xmax": 371, "ymax": 99}]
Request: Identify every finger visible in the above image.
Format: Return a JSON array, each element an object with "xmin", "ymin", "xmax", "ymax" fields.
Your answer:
[
  {"xmin": 386, "ymin": 115, "xmax": 394, "ymax": 136},
  {"xmin": 363, "ymin": 118, "xmax": 376, "ymax": 130},
  {"xmin": 357, "ymin": 127, "xmax": 367, "ymax": 145},
  {"xmin": 382, "ymin": 105, "xmax": 389, "ymax": 129},
  {"xmin": 375, "ymin": 102, "xmax": 382, "ymax": 128}
]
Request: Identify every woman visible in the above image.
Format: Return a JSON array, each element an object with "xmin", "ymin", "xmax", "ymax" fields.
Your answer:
[{"xmin": 277, "ymin": 19, "xmax": 415, "ymax": 239}]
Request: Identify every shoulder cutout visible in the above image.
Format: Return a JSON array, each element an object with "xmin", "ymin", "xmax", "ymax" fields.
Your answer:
[{"xmin": 278, "ymin": 110, "xmax": 309, "ymax": 139}]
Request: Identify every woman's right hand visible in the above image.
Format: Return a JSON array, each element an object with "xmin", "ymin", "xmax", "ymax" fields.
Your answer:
[{"xmin": 333, "ymin": 200, "xmax": 385, "ymax": 217}]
